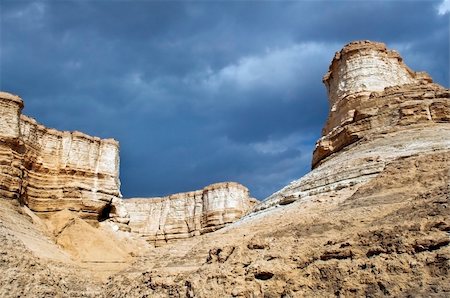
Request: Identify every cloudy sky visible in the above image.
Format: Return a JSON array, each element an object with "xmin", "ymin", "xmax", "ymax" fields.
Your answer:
[{"xmin": 1, "ymin": 0, "xmax": 448, "ymax": 199}]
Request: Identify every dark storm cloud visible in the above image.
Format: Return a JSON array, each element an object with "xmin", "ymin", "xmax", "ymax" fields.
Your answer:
[{"xmin": 1, "ymin": 0, "xmax": 448, "ymax": 199}]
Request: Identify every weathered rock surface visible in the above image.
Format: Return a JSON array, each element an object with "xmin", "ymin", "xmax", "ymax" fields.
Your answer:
[
  {"xmin": 323, "ymin": 40, "xmax": 431, "ymax": 110},
  {"xmin": 0, "ymin": 91, "xmax": 255, "ymax": 240},
  {"xmin": 125, "ymin": 182, "xmax": 257, "ymax": 246},
  {"xmin": 0, "ymin": 40, "xmax": 449, "ymax": 297},
  {"xmin": 0, "ymin": 199, "xmax": 105, "ymax": 297},
  {"xmin": 314, "ymin": 40, "xmax": 447, "ymax": 168},
  {"xmin": 0, "ymin": 92, "xmax": 128, "ymax": 225},
  {"xmin": 256, "ymin": 41, "xmax": 450, "ymax": 211},
  {"xmin": 105, "ymin": 151, "xmax": 450, "ymax": 297}
]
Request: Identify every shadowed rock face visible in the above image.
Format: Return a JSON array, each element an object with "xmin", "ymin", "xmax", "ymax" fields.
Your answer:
[
  {"xmin": 125, "ymin": 182, "xmax": 257, "ymax": 246},
  {"xmin": 0, "ymin": 92, "xmax": 128, "ymax": 226}
]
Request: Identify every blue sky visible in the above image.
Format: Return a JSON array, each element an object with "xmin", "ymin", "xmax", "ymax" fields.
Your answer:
[{"xmin": 1, "ymin": 0, "xmax": 448, "ymax": 199}]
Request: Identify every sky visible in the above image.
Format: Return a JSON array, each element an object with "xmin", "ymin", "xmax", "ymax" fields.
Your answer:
[{"xmin": 0, "ymin": 0, "xmax": 449, "ymax": 200}]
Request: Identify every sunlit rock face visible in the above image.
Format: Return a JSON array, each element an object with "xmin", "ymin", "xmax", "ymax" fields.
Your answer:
[
  {"xmin": 313, "ymin": 40, "xmax": 448, "ymax": 168},
  {"xmin": 0, "ymin": 92, "xmax": 24, "ymax": 201},
  {"xmin": 0, "ymin": 92, "xmax": 128, "ymax": 225},
  {"xmin": 323, "ymin": 40, "xmax": 430, "ymax": 111},
  {"xmin": 125, "ymin": 182, "xmax": 257, "ymax": 246},
  {"xmin": 255, "ymin": 40, "xmax": 450, "ymax": 211},
  {"xmin": 0, "ymin": 92, "xmax": 255, "ymax": 235}
]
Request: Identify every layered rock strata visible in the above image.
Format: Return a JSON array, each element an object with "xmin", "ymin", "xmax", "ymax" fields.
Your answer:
[
  {"xmin": 125, "ymin": 182, "xmax": 257, "ymax": 246},
  {"xmin": 256, "ymin": 40, "xmax": 450, "ymax": 211},
  {"xmin": 0, "ymin": 92, "xmax": 128, "ymax": 225},
  {"xmin": 1, "ymin": 40, "xmax": 449, "ymax": 297},
  {"xmin": 0, "ymin": 92, "xmax": 255, "ymax": 237},
  {"xmin": 314, "ymin": 40, "xmax": 446, "ymax": 167},
  {"xmin": 0, "ymin": 93, "xmax": 23, "ymax": 202}
]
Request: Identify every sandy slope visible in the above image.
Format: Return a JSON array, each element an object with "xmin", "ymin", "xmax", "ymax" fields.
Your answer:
[
  {"xmin": 102, "ymin": 151, "xmax": 449, "ymax": 297},
  {"xmin": 0, "ymin": 151, "xmax": 448, "ymax": 297}
]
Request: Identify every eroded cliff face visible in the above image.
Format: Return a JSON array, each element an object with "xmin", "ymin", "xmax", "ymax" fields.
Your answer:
[
  {"xmin": 0, "ymin": 40, "xmax": 449, "ymax": 297},
  {"xmin": 256, "ymin": 40, "xmax": 450, "ymax": 211},
  {"xmin": 0, "ymin": 92, "xmax": 256, "ymax": 238},
  {"xmin": 125, "ymin": 182, "xmax": 257, "ymax": 246},
  {"xmin": 0, "ymin": 92, "xmax": 128, "ymax": 225},
  {"xmin": 102, "ymin": 40, "xmax": 449, "ymax": 298},
  {"xmin": 313, "ymin": 40, "xmax": 448, "ymax": 168},
  {"xmin": 0, "ymin": 93, "xmax": 24, "ymax": 201}
]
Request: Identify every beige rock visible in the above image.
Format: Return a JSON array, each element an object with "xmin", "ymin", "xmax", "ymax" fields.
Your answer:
[
  {"xmin": 45, "ymin": 209, "xmax": 131, "ymax": 263},
  {"xmin": 125, "ymin": 182, "xmax": 257, "ymax": 245},
  {"xmin": 255, "ymin": 40, "xmax": 450, "ymax": 211},
  {"xmin": 0, "ymin": 40, "xmax": 449, "ymax": 297},
  {"xmin": 314, "ymin": 41, "xmax": 448, "ymax": 168},
  {"xmin": 0, "ymin": 92, "xmax": 128, "ymax": 225},
  {"xmin": 0, "ymin": 92, "xmax": 23, "ymax": 138},
  {"xmin": 323, "ymin": 40, "xmax": 431, "ymax": 109}
]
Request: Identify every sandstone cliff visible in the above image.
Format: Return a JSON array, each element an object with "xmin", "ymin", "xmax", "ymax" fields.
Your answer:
[
  {"xmin": 256, "ymin": 41, "xmax": 450, "ymax": 211},
  {"xmin": 125, "ymin": 182, "xmax": 257, "ymax": 246},
  {"xmin": 0, "ymin": 92, "xmax": 128, "ymax": 225},
  {"xmin": 101, "ymin": 40, "xmax": 449, "ymax": 298},
  {"xmin": 0, "ymin": 40, "xmax": 448, "ymax": 297},
  {"xmin": 0, "ymin": 92, "xmax": 255, "ymax": 238},
  {"xmin": 314, "ymin": 40, "xmax": 446, "ymax": 168}
]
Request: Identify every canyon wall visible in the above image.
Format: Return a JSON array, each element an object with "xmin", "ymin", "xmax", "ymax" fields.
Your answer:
[
  {"xmin": 125, "ymin": 182, "xmax": 257, "ymax": 246},
  {"xmin": 0, "ymin": 92, "xmax": 254, "ymax": 237},
  {"xmin": 0, "ymin": 93, "xmax": 24, "ymax": 201},
  {"xmin": 0, "ymin": 92, "xmax": 128, "ymax": 225},
  {"xmin": 256, "ymin": 40, "xmax": 450, "ymax": 211}
]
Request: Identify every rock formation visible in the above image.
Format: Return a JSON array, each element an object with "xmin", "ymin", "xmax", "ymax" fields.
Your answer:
[
  {"xmin": 0, "ymin": 92, "xmax": 255, "ymax": 238},
  {"xmin": 0, "ymin": 40, "xmax": 449, "ymax": 297},
  {"xmin": 100, "ymin": 40, "xmax": 449, "ymax": 297},
  {"xmin": 314, "ymin": 40, "xmax": 445, "ymax": 167},
  {"xmin": 0, "ymin": 92, "xmax": 128, "ymax": 226},
  {"xmin": 256, "ymin": 40, "xmax": 450, "ymax": 211},
  {"xmin": 125, "ymin": 182, "xmax": 257, "ymax": 246}
]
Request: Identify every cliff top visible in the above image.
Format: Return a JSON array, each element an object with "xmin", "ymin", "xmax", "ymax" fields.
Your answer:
[
  {"xmin": 20, "ymin": 115, "xmax": 119, "ymax": 145},
  {"xmin": 126, "ymin": 182, "xmax": 249, "ymax": 203},
  {"xmin": 0, "ymin": 91, "xmax": 24, "ymax": 106},
  {"xmin": 0, "ymin": 91, "xmax": 118, "ymax": 145},
  {"xmin": 323, "ymin": 40, "xmax": 433, "ymax": 107}
]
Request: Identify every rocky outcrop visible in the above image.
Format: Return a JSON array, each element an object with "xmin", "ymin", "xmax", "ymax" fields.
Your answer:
[
  {"xmin": 102, "ymin": 41, "xmax": 449, "ymax": 297},
  {"xmin": 255, "ymin": 41, "xmax": 450, "ymax": 211},
  {"xmin": 0, "ymin": 92, "xmax": 128, "ymax": 225},
  {"xmin": 125, "ymin": 182, "xmax": 257, "ymax": 246},
  {"xmin": 322, "ymin": 40, "xmax": 431, "ymax": 110},
  {"xmin": 1, "ymin": 40, "xmax": 449, "ymax": 297},
  {"xmin": 0, "ymin": 92, "xmax": 256, "ymax": 237},
  {"xmin": 313, "ymin": 40, "xmax": 448, "ymax": 168}
]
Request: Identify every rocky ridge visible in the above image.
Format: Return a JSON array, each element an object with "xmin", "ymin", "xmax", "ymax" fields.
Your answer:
[{"xmin": 102, "ymin": 40, "xmax": 449, "ymax": 297}]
